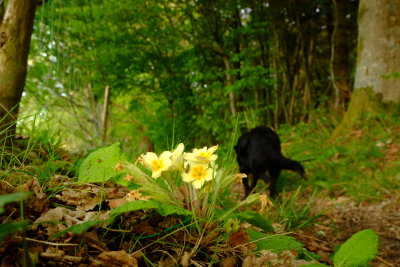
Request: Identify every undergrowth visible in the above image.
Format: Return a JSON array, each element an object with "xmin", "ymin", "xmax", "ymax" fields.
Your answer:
[
  {"xmin": 1, "ymin": 109, "xmax": 398, "ymax": 265},
  {"xmin": 277, "ymin": 109, "xmax": 400, "ymax": 202}
]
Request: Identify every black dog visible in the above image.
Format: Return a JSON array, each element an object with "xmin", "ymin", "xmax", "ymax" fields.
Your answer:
[{"xmin": 234, "ymin": 126, "xmax": 305, "ymax": 197}]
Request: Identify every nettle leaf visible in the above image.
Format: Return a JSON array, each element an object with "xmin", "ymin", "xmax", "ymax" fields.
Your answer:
[
  {"xmin": 0, "ymin": 221, "xmax": 28, "ymax": 241},
  {"xmin": 333, "ymin": 229, "xmax": 378, "ymax": 267},
  {"xmin": 110, "ymin": 199, "xmax": 192, "ymax": 218},
  {"xmin": 78, "ymin": 142, "xmax": 127, "ymax": 183},
  {"xmin": 0, "ymin": 192, "xmax": 32, "ymax": 214},
  {"xmin": 247, "ymin": 229, "xmax": 303, "ymax": 253},
  {"xmin": 229, "ymin": 211, "xmax": 274, "ymax": 232}
]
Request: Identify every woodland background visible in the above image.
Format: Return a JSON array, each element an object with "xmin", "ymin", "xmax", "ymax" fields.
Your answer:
[{"xmin": 0, "ymin": 0, "xmax": 400, "ymax": 266}]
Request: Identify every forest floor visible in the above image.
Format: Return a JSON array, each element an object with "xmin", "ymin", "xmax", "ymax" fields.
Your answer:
[
  {"xmin": 1, "ymin": 172, "xmax": 398, "ymax": 266},
  {"xmin": 295, "ymin": 195, "xmax": 400, "ymax": 267},
  {"xmin": 231, "ymin": 181, "xmax": 400, "ymax": 267},
  {"xmin": 1, "ymin": 125, "xmax": 399, "ymax": 266}
]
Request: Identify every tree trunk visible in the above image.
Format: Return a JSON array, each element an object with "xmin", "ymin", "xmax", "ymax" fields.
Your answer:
[
  {"xmin": 335, "ymin": 0, "xmax": 400, "ymax": 133},
  {"xmin": 0, "ymin": 0, "xmax": 36, "ymax": 147},
  {"xmin": 354, "ymin": 0, "xmax": 400, "ymax": 103},
  {"xmin": 223, "ymin": 57, "xmax": 237, "ymax": 117},
  {"xmin": 330, "ymin": 0, "xmax": 356, "ymax": 110}
]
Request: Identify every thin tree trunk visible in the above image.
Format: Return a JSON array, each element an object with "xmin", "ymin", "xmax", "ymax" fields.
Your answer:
[
  {"xmin": 0, "ymin": 0, "xmax": 36, "ymax": 147},
  {"xmin": 330, "ymin": 0, "xmax": 354, "ymax": 110},
  {"xmin": 101, "ymin": 86, "xmax": 110, "ymax": 143},
  {"xmin": 223, "ymin": 57, "xmax": 237, "ymax": 117},
  {"xmin": 329, "ymin": 0, "xmax": 340, "ymax": 109}
]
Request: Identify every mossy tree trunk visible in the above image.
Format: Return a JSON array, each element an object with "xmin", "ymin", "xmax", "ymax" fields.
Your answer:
[
  {"xmin": 0, "ymin": 0, "xmax": 36, "ymax": 147},
  {"xmin": 338, "ymin": 0, "xmax": 400, "ymax": 131}
]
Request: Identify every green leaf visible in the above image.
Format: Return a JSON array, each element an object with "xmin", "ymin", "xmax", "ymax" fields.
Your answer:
[
  {"xmin": 0, "ymin": 221, "xmax": 28, "ymax": 241},
  {"xmin": 0, "ymin": 192, "xmax": 32, "ymax": 214},
  {"xmin": 229, "ymin": 211, "xmax": 274, "ymax": 232},
  {"xmin": 302, "ymin": 264, "xmax": 330, "ymax": 267},
  {"xmin": 333, "ymin": 229, "xmax": 378, "ymax": 267},
  {"xmin": 78, "ymin": 142, "xmax": 127, "ymax": 183},
  {"xmin": 247, "ymin": 229, "xmax": 304, "ymax": 253},
  {"xmin": 110, "ymin": 199, "xmax": 192, "ymax": 218}
]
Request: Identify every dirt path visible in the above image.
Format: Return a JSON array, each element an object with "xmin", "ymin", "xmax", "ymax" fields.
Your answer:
[{"xmin": 296, "ymin": 196, "xmax": 400, "ymax": 266}]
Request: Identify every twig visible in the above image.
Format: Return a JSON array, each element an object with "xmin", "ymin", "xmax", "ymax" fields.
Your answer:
[
  {"xmin": 376, "ymin": 256, "xmax": 396, "ymax": 267},
  {"xmin": 40, "ymin": 252, "xmax": 82, "ymax": 262},
  {"xmin": 88, "ymin": 243, "xmax": 109, "ymax": 253},
  {"xmin": 18, "ymin": 237, "xmax": 78, "ymax": 247},
  {"xmin": 290, "ymin": 232, "xmax": 330, "ymax": 245}
]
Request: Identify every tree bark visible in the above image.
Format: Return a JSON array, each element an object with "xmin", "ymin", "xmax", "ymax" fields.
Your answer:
[
  {"xmin": 354, "ymin": 0, "xmax": 400, "ymax": 103},
  {"xmin": 0, "ymin": 0, "xmax": 36, "ymax": 147},
  {"xmin": 335, "ymin": 0, "xmax": 400, "ymax": 134}
]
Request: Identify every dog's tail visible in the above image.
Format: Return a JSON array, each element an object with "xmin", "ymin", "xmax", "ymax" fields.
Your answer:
[{"xmin": 279, "ymin": 157, "xmax": 306, "ymax": 178}]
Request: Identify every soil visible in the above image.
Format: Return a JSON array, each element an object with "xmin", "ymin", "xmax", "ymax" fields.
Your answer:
[{"xmin": 295, "ymin": 195, "xmax": 400, "ymax": 267}]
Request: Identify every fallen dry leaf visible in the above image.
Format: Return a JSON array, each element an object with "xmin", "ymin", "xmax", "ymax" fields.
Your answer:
[
  {"xmin": 56, "ymin": 189, "xmax": 101, "ymax": 211},
  {"xmin": 33, "ymin": 207, "xmax": 109, "ymax": 237},
  {"xmin": 243, "ymin": 250, "xmax": 310, "ymax": 267},
  {"xmin": 180, "ymin": 251, "xmax": 191, "ymax": 267},
  {"xmin": 107, "ymin": 198, "xmax": 128, "ymax": 208},
  {"xmin": 22, "ymin": 178, "xmax": 45, "ymax": 199},
  {"xmin": 220, "ymin": 257, "xmax": 236, "ymax": 267},
  {"xmin": 229, "ymin": 229, "xmax": 250, "ymax": 247},
  {"xmin": 133, "ymin": 221, "xmax": 157, "ymax": 236},
  {"xmin": 34, "ymin": 207, "xmax": 86, "ymax": 236},
  {"xmin": 90, "ymin": 250, "xmax": 138, "ymax": 267}
]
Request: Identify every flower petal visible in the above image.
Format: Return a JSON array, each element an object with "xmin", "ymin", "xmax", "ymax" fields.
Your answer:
[
  {"xmin": 142, "ymin": 152, "xmax": 158, "ymax": 167},
  {"xmin": 182, "ymin": 171, "xmax": 195, "ymax": 182},
  {"xmin": 192, "ymin": 179, "xmax": 204, "ymax": 189},
  {"xmin": 159, "ymin": 151, "xmax": 172, "ymax": 160},
  {"xmin": 152, "ymin": 170, "xmax": 162, "ymax": 179},
  {"xmin": 204, "ymin": 168, "xmax": 213, "ymax": 181}
]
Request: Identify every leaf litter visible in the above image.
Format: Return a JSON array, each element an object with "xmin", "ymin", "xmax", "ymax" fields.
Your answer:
[{"xmin": 1, "ymin": 166, "xmax": 399, "ymax": 266}]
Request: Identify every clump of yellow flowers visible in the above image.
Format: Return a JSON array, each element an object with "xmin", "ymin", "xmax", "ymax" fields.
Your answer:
[
  {"xmin": 139, "ymin": 143, "xmax": 218, "ymax": 190},
  {"xmin": 120, "ymin": 142, "xmax": 264, "ymax": 218}
]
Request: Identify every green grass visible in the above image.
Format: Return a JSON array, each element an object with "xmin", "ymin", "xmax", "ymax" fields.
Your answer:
[{"xmin": 277, "ymin": 109, "xmax": 400, "ymax": 202}]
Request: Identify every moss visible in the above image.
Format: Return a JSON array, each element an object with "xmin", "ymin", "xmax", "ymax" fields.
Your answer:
[
  {"xmin": 332, "ymin": 87, "xmax": 384, "ymax": 137},
  {"xmin": 357, "ymin": 2, "xmax": 366, "ymax": 24}
]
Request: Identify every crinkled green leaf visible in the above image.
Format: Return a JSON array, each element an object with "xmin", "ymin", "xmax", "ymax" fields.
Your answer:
[
  {"xmin": 247, "ymin": 229, "xmax": 303, "ymax": 253},
  {"xmin": 78, "ymin": 142, "xmax": 127, "ymax": 183},
  {"xmin": 0, "ymin": 221, "xmax": 28, "ymax": 241},
  {"xmin": 110, "ymin": 199, "xmax": 192, "ymax": 218},
  {"xmin": 333, "ymin": 229, "xmax": 378, "ymax": 267},
  {"xmin": 0, "ymin": 192, "xmax": 32, "ymax": 214}
]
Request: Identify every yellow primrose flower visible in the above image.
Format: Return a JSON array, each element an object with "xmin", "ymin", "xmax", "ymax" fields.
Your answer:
[
  {"xmin": 182, "ymin": 164, "xmax": 213, "ymax": 189},
  {"xmin": 170, "ymin": 143, "xmax": 185, "ymax": 171},
  {"xmin": 184, "ymin": 145, "xmax": 218, "ymax": 165},
  {"xmin": 141, "ymin": 151, "xmax": 172, "ymax": 178}
]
